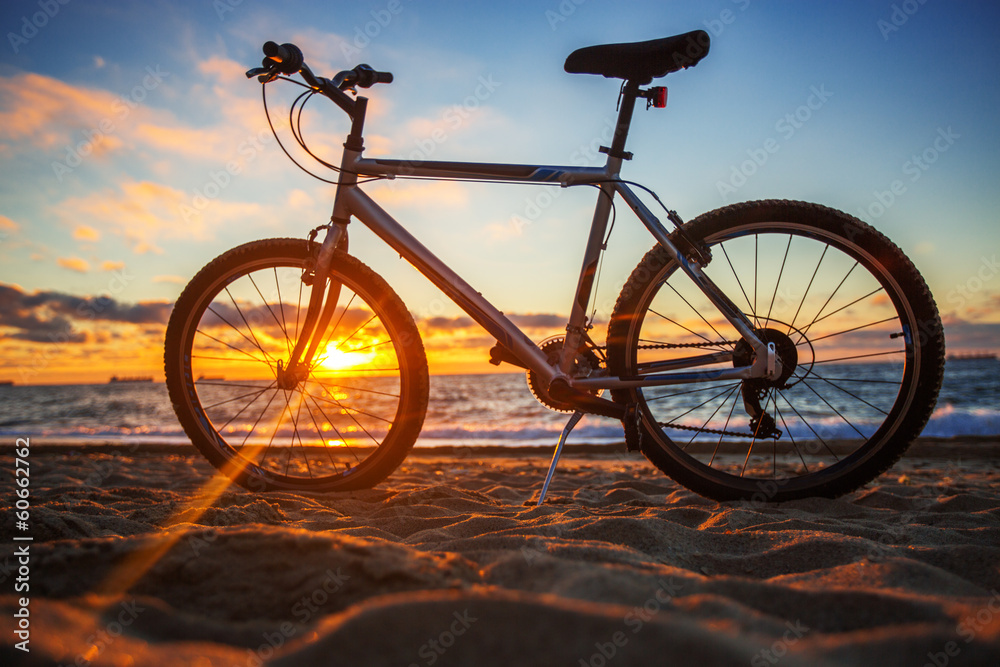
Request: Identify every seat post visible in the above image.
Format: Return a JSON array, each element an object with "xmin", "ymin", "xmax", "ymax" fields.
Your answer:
[{"xmin": 605, "ymin": 80, "xmax": 642, "ymax": 163}]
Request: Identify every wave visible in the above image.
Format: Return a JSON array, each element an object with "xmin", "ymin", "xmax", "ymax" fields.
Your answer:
[{"xmin": 2, "ymin": 404, "xmax": 997, "ymax": 447}]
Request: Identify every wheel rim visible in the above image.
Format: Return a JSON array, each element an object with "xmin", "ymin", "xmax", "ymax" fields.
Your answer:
[
  {"xmin": 629, "ymin": 222, "xmax": 922, "ymax": 495},
  {"xmin": 176, "ymin": 253, "xmax": 411, "ymax": 488}
]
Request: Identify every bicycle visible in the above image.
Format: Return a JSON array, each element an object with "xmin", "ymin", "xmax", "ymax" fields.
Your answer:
[{"xmin": 164, "ymin": 30, "xmax": 945, "ymax": 503}]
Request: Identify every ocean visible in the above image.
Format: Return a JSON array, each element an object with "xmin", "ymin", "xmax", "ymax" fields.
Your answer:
[{"xmin": 1, "ymin": 360, "xmax": 998, "ymax": 448}]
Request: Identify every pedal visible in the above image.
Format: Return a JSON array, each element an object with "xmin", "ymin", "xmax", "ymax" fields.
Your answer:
[
  {"xmin": 488, "ymin": 342, "xmax": 528, "ymax": 369},
  {"xmin": 622, "ymin": 403, "xmax": 642, "ymax": 452}
]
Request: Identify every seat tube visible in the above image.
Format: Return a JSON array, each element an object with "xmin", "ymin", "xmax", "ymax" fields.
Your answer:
[
  {"xmin": 560, "ymin": 82, "xmax": 640, "ymax": 374},
  {"xmin": 562, "ymin": 179, "xmax": 615, "ymax": 373}
]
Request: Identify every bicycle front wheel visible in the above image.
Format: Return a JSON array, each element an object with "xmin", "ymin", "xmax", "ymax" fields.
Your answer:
[
  {"xmin": 607, "ymin": 200, "xmax": 944, "ymax": 502},
  {"xmin": 164, "ymin": 238, "xmax": 428, "ymax": 492}
]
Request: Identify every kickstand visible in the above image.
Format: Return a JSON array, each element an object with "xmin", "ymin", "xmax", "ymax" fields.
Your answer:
[{"xmin": 537, "ymin": 411, "xmax": 584, "ymax": 506}]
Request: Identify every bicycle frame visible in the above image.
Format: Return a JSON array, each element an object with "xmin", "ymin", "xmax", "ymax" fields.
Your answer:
[{"xmin": 301, "ymin": 82, "xmax": 777, "ymax": 417}]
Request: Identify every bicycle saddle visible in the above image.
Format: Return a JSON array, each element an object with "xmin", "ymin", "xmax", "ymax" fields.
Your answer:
[{"xmin": 564, "ymin": 30, "xmax": 710, "ymax": 83}]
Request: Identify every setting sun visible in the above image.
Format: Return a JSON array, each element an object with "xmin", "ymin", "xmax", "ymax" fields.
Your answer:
[{"xmin": 317, "ymin": 340, "xmax": 378, "ymax": 372}]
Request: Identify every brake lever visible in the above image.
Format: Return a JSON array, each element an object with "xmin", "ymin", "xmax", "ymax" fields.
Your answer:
[{"xmin": 246, "ymin": 66, "xmax": 279, "ymax": 83}]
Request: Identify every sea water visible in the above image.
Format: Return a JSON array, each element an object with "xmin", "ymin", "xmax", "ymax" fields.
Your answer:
[{"xmin": 0, "ymin": 359, "xmax": 997, "ymax": 447}]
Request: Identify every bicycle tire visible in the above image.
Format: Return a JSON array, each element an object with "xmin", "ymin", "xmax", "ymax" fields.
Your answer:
[
  {"xmin": 607, "ymin": 200, "xmax": 944, "ymax": 502},
  {"xmin": 164, "ymin": 238, "xmax": 428, "ymax": 492}
]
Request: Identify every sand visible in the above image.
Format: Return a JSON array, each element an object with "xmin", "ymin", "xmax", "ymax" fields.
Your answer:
[{"xmin": 2, "ymin": 439, "xmax": 999, "ymax": 666}]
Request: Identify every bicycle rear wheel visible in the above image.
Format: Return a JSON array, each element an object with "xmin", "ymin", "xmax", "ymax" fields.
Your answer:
[
  {"xmin": 607, "ymin": 200, "xmax": 944, "ymax": 502},
  {"xmin": 164, "ymin": 238, "xmax": 428, "ymax": 492}
]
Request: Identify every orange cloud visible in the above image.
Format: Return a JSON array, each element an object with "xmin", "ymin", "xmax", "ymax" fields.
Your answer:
[
  {"xmin": 57, "ymin": 257, "xmax": 90, "ymax": 273},
  {"xmin": 73, "ymin": 225, "xmax": 101, "ymax": 241},
  {"xmin": 101, "ymin": 260, "xmax": 125, "ymax": 271},
  {"xmin": 55, "ymin": 179, "xmax": 259, "ymax": 254},
  {"xmin": 0, "ymin": 215, "xmax": 19, "ymax": 231}
]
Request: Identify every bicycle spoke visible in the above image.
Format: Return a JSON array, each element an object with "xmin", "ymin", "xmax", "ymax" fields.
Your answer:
[
  {"xmin": 788, "ymin": 245, "xmax": 827, "ymax": 335},
  {"xmin": 803, "ymin": 315, "xmax": 898, "ymax": 345},
  {"xmin": 812, "ymin": 349, "xmax": 904, "ymax": 364},
  {"xmin": 665, "ymin": 282, "xmax": 727, "ymax": 342},
  {"xmin": 681, "ymin": 383, "xmax": 741, "ymax": 450},
  {"xmin": 806, "ymin": 371, "xmax": 891, "ymax": 416},
  {"xmin": 720, "ymin": 244, "xmax": 757, "ymax": 328},
  {"xmin": 708, "ymin": 391, "xmax": 742, "ymax": 467},
  {"xmin": 796, "ymin": 261, "xmax": 859, "ymax": 341},
  {"xmin": 765, "ymin": 234, "xmax": 792, "ymax": 324}
]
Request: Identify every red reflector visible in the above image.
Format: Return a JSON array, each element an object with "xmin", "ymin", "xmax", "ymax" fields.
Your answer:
[{"xmin": 653, "ymin": 87, "xmax": 667, "ymax": 108}]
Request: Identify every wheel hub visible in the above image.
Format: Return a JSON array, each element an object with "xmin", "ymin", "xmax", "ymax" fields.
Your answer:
[
  {"xmin": 733, "ymin": 327, "xmax": 798, "ymax": 389},
  {"xmin": 276, "ymin": 360, "xmax": 307, "ymax": 390}
]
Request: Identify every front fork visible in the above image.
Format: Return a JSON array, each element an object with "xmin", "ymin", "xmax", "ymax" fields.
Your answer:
[{"xmin": 276, "ymin": 219, "xmax": 349, "ymax": 389}]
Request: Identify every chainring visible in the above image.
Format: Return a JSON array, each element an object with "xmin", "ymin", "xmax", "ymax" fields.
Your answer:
[{"xmin": 526, "ymin": 337, "xmax": 603, "ymax": 413}]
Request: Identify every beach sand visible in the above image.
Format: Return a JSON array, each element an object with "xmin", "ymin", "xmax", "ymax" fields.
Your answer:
[{"xmin": 2, "ymin": 439, "xmax": 999, "ymax": 666}]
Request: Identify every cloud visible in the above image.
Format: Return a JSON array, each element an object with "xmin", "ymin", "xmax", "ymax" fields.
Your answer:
[
  {"xmin": 0, "ymin": 68, "xmax": 265, "ymax": 168},
  {"xmin": 941, "ymin": 316, "xmax": 1000, "ymax": 352},
  {"xmin": 425, "ymin": 316, "xmax": 475, "ymax": 330},
  {"xmin": 419, "ymin": 312, "xmax": 566, "ymax": 335},
  {"xmin": 73, "ymin": 225, "xmax": 101, "ymax": 241},
  {"xmin": 508, "ymin": 313, "xmax": 565, "ymax": 329},
  {"xmin": 101, "ymin": 261, "xmax": 126, "ymax": 271},
  {"xmin": 57, "ymin": 257, "xmax": 90, "ymax": 273},
  {"xmin": 0, "ymin": 215, "xmax": 19, "ymax": 232},
  {"xmin": 55, "ymin": 179, "xmax": 258, "ymax": 253},
  {"xmin": 0, "ymin": 283, "xmax": 172, "ymax": 344},
  {"xmin": 152, "ymin": 275, "xmax": 186, "ymax": 284}
]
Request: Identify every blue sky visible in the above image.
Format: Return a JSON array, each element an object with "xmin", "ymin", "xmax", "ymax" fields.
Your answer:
[{"xmin": 1, "ymin": 0, "xmax": 998, "ymax": 381}]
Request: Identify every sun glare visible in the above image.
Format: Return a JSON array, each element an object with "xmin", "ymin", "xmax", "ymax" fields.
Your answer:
[{"xmin": 318, "ymin": 340, "xmax": 378, "ymax": 372}]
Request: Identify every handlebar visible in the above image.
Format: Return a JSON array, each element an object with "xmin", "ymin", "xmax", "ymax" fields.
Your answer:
[{"xmin": 247, "ymin": 41, "xmax": 392, "ymax": 90}]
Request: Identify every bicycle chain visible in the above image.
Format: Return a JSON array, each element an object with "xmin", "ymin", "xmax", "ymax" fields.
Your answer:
[
  {"xmin": 585, "ymin": 339, "xmax": 755, "ymax": 438},
  {"xmin": 635, "ymin": 340, "xmax": 738, "ymax": 350},
  {"xmin": 656, "ymin": 420, "xmax": 758, "ymax": 439},
  {"xmin": 635, "ymin": 339, "xmax": 755, "ymax": 438}
]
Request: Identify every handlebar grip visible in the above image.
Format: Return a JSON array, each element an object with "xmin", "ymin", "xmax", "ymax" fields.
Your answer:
[
  {"xmin": 261, "ymin": 41, "xmax": 303, "ymax": 75},
  {"xmin": 353, "ymin": 64, "xmax": 393, "ymax": 88}
]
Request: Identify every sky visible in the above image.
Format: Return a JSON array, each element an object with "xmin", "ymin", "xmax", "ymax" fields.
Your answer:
[{"xmin": 1, "ymin": 0, "xmax": 998, "ymax": 384}]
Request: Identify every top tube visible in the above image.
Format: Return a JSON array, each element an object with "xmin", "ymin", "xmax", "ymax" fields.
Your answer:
[{"xmin": 351, "ymin": 158, "xmax": 615, "ymax": 185}]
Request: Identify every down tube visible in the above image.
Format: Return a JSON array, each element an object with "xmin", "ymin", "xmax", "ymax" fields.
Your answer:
[{"xmin": 344, "ymin": 187, "xmax": 556, "ymax": 380}]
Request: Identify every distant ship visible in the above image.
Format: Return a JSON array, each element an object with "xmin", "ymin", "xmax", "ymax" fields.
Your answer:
[
  {"xmin": 946, "ymin": 352, "xmax": 997, "ymax": 361},
  {"xmin": 109, "ymin": 376, "xmax": 154, "ymax": 383}
]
